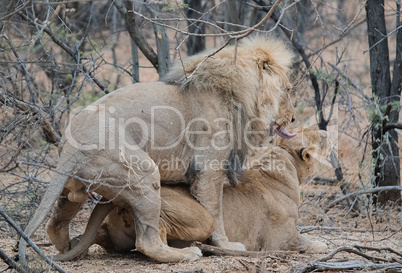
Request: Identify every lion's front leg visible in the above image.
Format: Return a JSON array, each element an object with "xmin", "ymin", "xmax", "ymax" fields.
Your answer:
[{"xmin": 190, "ymin": 171, "xmax": 246, "ymax": 251}]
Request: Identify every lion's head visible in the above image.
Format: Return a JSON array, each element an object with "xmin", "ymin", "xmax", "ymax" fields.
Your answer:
[
  {"xmin": 274, "ymin": 127, "xmax": 332, "ymax": 179},
  {"xmin": 164, "ymin": 36, "xmax": 295, "ymax": 141}
]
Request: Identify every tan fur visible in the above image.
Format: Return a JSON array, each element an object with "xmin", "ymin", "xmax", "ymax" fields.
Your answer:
[
  {"xmin": 54, "ymin": 127, "xmax": 329, "ymax": 260},
  {"xmin": 165, "ymin": 37, "xmax": 294, "ymax": 140},
  {"xmin": 19, "ymin": 37, "xmax": 295, "ymax": 263}
]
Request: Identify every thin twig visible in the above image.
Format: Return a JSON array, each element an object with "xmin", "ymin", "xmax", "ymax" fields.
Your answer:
[
  {"xmin": 0, "ymin": 0, "xmax": 31, "ymax": 22},
  {"xmin": 0, "ymin": 91, "xmax": 60, "ymax": 145},
  {"xmin": 363, "ymin": 25, "xmax": 402, "ymax": 54},
  {"xmin": 184, "ymin": 0, "xmax": 283, "ymax": 80},
  {"xmin": 17, "ymin": 11, "xmax": 108, "ymax": 93},
  {"xmin": 2, "ymin": 32, "xmax": 37, "ymax": 104},
  {"xmin": 0, "ymin": 206, "xmax": 67, "ymax": 273},
  {"xmin": 328, "ymin": 62, "xmax": 369, "ymax": 100},
  {"xmin": 0, "ymin": 247, "xmax": 29, "ymax": 273},
  {"xmin": 132, "ymin": 0, "xmax": 284, "ymax": 39}
]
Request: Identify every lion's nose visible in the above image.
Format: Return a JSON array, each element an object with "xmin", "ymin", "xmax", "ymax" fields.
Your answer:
[{"xmin": 291, "ymin": 117, "xmax": 295, "ymax": 123}]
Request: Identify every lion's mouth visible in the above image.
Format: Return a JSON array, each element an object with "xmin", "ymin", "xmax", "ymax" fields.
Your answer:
[{"xmin": 274, "ymin": 126, "xmax": 298, "ymax": 139}]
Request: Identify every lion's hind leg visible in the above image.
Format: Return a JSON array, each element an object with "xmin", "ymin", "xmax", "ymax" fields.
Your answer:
[{"xmin": 100, "ymin": 152, "xmax": 202, "ymax": 262}]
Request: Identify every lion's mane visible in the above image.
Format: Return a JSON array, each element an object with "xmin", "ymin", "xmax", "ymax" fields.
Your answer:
[
  {"xmin": 164, "ymin": 37, "xmax": 294, "ymax": 182},
  {"xmin": 164, "ymin": 36, "xmax": 294, "ymax": 132}
]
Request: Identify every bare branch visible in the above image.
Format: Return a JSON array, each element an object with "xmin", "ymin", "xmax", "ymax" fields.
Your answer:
[
  {"xmin": 316, "ymin": 246, "xmax": 389, "ymax": 263},
  {"xmin": 17, "ymin": 11, "xmax": 109, "ymax": 93},
  {"xmin": 132, "ymin": 0, "xmax": 285, "ymax": 39},
  {"xmin": 327, "ymin": 63, "xmax": 369, "ymax": 100},
  {"xmin": 233, "ymin": 0, "xmax": 283, "ymax": 40},
  {"xmin": 383, "ymin": 123, "xmax": 402, "ymax": 133},
  {"xmin": 363, "ymin": 25, "xmax": 402, "ymax": 54},
  {"xmin": 0, "ymin": 0, "xmax": 30, "ymax": 22},
  {"xmin": 325, "ymin": 79, "xmax": 339, "ymax": 124},
  {"xmin": 2, "ymin": 32, "xmax": 37, "ymax": 104},
  {"xmin": 114, "ymin": 0, "xmax": 159, "ymax": 71},
  {"xmin": 326, "ymin": 186, "xmax": 402, "ymax": 210},
  {"xmin": 353, "ymin": 245, "xmax": 402, "ymax": 258},
  {"xmin": 0, "ymin": 91, "xmax": 60, "ymax": 145},
  {"xmin": 0, "ymin": 247, "xmax": 29, "ymax": 273}
]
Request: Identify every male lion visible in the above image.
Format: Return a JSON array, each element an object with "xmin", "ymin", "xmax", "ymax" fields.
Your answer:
[
  {"xmin": 51, "ymin": 127, "xmax": 330, "ymax": 261},
  {"xmin": 19, "ymin": 37, "xmax": 295, "ymax": 263}
]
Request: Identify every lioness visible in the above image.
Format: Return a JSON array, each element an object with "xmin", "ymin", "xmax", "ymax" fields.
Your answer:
[
  {"xmin": 19, "ymin": 37, "xmax": 296, "ymax": 263},
  {"xmin": 54, "ymin": 127, "xmax": 330, "ymax": 261}
]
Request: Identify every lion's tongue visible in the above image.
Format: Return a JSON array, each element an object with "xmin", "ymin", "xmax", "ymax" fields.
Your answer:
[{"xmin": 275, "ymin": 127, "xmax": 298, "ymax": 139}]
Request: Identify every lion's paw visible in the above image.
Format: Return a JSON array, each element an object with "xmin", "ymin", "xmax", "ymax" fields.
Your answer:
[
  {"xmin": 217, "ymin": 241, "xmax": 247, "ymax": 251},
  {"xmin": 309, "ymin": 240, "xmax": 327, "ymax": 253},
  {"xmin": 180, "ymin": 247, "xmax": 202, "ymax": 262},
  {"xmin": 62, "ymin": 236, "xmax": 82, "ymax": 253}
]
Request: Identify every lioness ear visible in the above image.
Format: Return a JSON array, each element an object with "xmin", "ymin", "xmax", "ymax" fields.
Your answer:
[{"xmin": 298, "ymin": 147, "xmax": 316, "ymax": 163}]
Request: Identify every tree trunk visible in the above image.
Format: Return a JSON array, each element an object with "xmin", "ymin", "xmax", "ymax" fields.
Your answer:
[
  {"xmin": 147, "ymin": 5, "xmax": 171, "ymax": 78},
  {"xmin": 366, "ymin": 0, "xmax": 401, "ymax": 205},
  {"xmin": 184, "ymin": 0, "xmax": 205, "ymax": 56}
]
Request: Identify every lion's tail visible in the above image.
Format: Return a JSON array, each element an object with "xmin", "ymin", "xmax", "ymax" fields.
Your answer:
[{"xmin": 18, "ymin": 172, "xmax": 69, "ymax": 264}]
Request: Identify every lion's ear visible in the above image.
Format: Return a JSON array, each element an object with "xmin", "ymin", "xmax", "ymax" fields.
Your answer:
[
  {"xmin": 257, "ymin": 59, "xmax": 273, "ymax": 74},
  {"xmin": 298, "ymin": 147, "xmax": 316, "ymax": 163},
  {"xmin": 253, "ymin": 49, "xmax": 273, "ymax": 72}
]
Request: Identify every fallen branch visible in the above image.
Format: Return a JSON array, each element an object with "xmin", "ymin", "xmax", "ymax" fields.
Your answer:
[
  {"xmin": 326, "ymin": 186, "xmax": 402, "ymax": 211},
  {"xmin": 317, "ymin": 246, "xmax": 389, "ymax": 263},
  {"xmin": 353, "ymin": 245, "xmax": 402, "ymax": 258},
  {"xmin": 191, "ymin": 242, "xmax": 291, "ymax": 262},
  {"xmin": 296, "ymin": 245, "xmax": 402, "ymax": 272},
  {"xmin": 298, "ymin": 260, "xmax": 402, "ymax": 273},
  {"xmin": 0, "ymin": 206, "xmax": 67, "ymax": 273},
  {"xmin": 298, "ymin": 225, "xmax": 400, "ymax": 234}
]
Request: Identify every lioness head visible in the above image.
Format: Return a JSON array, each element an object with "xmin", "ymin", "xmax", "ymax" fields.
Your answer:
[{"xmin": 275, "ymin": 127, "xmax": 332, "ymax": 179}]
